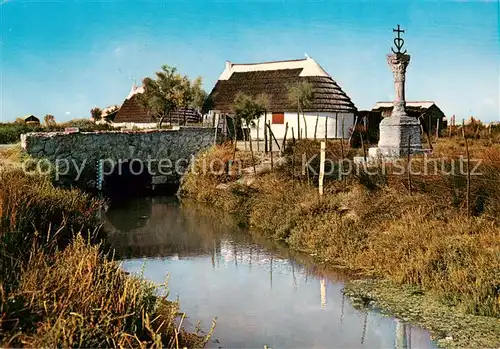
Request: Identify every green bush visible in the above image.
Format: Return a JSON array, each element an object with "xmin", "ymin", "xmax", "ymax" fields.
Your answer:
[
  {"xmin": 0, "ymin": 123, "xmax": 43, "ymax": 144},
  {"xmin": 0, "ymin": 121, "xmax": 114, "ymax": 145}
]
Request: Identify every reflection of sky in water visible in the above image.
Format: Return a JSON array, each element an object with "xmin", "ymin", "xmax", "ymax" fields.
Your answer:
[{"xmin": 110, "ymin": 198, "xmax": 436, "ymax": 349}]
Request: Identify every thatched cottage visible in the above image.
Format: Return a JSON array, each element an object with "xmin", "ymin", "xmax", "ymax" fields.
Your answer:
[
  {"xmin": 208, "ymin": 56, "xmax": 357, "ymax": 139},
  {"xmin": 112, "ymin": 85, "xmax": 202, "ymax": 129}
]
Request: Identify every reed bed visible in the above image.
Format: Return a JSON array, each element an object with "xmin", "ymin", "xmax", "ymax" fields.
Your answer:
[
  {"xmin": 1, "ymin": 236, "xmax": 208, "ymax": 348},
  {"xmin": 0, "ymin": 169, "xmax": 208, "ymax": 347},
  {"xmin": 181, "ymin": 139, "xmax": 500, "ymax": 318}
]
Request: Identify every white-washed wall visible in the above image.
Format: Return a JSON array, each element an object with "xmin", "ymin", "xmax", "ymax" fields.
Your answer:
[{"xmin": 248, "ymin": 112, "xmax": 354, "ymax": 140}]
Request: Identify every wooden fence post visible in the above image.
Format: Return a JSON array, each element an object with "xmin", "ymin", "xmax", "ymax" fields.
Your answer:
[
  {"xmin": 257, "ymin": 119, "xmax": 260, "ymax": 152},
  {"xmin": 314, "ymin": 115, "xmax": 319, "ymax": 140},
  {"xmin": 407, "ymin": 135, "xmax": 412, "ymax": 196},
  {"xmin": 303, "ymin": 113, "xmax": 308, "ymax": 139},
  {"xmin": 213, "ymin": 114, "xmax": 218, "ymax": 146},
  {"xmin": 319, "ymin": 141, "xmax": 326, "ymax": 197},
  {"xmin": 340, "ymin": 115, "xmax": 346, "ymax": 184},
  {"xmin": 282, "ymin": 122, "xmax": 289, "ymax": 151},
  {"xmin": 264, "ymin": 113, "xmax": 268, "ymax": 153},
  {"xmin": 360, "ymin": 133, "xmax": 367, "ymax": 162},
  {"xmin": 462, "ymin": 119, "xmax": 471, "ymax": 219},
  {"xmin": 340, "ymin": 115, "xmax": 345, "ymax": 159},
  {"xmin": 324, "ymin": 116, "xmax": 328, "ymax": 143},
  {"xmin": 266, "ymin": 123, "xmax": 281, "ymax": 153},
  {"xmin": 335, "ymin": 113, "xmax": 338, "ymax": 139},
  {"xmin": 269, "ymin": 121, "xmax": 274, "ymax": 172},
  {"xmin": 291, "ymin": 127, "xmax": 295, "ymax": 188},
  {"xmin": 348, "ymin": 115, "xmax": 359, "ymax": 145},
  {"xmin": 249, "ymin": 133, "xmax": 256, "ymax": 175}
]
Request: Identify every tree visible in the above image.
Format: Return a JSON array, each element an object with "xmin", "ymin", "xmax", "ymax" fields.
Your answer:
[
  {"xmin": 232, "ymin": 93, "xmax": 269, "ymax": 171},
  {"xmin": 44, "ymin": 114, "xmax": 56, "ymax": 127},
  {"xmin": 137, "ymin": 65, "xmax": 206, "ymax": 128},
  {"xmin": 102, "ymin": 106, "xmax": 118, "ymax": 122},
  {"xmin": 90, "ymin": 107, "xmax": 102, "ymax": 121},
  {"xmin": 287, "ymin": 81, "xmax": 313, "ymax": 139},
  {"xmin": 189, "ymin": 77, "xmax": 208, "ymax": 123}
]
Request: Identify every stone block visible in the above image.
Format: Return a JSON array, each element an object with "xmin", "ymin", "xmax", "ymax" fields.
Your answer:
[{"xmin": 378, "ymin": 115, "xmax": 422, "ymax": 156}]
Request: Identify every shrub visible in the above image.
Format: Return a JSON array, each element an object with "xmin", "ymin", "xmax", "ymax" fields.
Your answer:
[{"xmin": 0, "ymin": 123, "xmax": 43, "ymax": 144}]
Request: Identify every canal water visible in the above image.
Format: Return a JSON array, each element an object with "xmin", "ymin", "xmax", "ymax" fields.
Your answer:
[{"xmin": 104, "ymin": 196, "xmax": 436, "ymax": 349}]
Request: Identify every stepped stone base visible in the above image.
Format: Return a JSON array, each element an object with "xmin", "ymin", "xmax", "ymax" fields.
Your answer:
[{"xmin": 377, "ymin": 115, "xmax": 422, "ymax": 157}]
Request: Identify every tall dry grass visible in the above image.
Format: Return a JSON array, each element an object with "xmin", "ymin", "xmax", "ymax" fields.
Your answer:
[
  {"xmin": 1, "ymin": 236, "xmax": 207, "ymax": 348},
  {"xmin": 0, "ymin": 169, "xmax": 102, "ymax": 291},
  {"xmin": 181, "ymin": 139, "xmax": 500, "ymax": 317},
  {"xmin": 0, "ymin": 170, "xmax": 209, "ymax": 347}
]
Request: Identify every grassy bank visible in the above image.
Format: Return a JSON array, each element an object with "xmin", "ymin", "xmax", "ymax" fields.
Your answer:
[
  {"xmin": 0, "ymin": 169, "xmax": 208, "ymax": 347},
  {"xmin": 180, "ymin": 140, "xmax": 500, "ymax": 344}
]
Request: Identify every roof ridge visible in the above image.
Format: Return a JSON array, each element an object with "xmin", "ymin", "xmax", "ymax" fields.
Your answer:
[
  {"xmin": 375, "ymin": 101, "xmax": 435, "ymax": 103},
  {"xmin": 230, "ymin": 58, "xmax": 308, "ymax": 66}
]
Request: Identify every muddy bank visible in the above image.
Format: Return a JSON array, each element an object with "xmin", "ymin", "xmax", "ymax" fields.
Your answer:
[{"xmin": 344, "ymin": 279, "xmax": 500, "ymax": 348}]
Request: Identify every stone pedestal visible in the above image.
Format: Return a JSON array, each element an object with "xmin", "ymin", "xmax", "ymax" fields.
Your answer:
[
  {"xmin": 377, "ymin": 115, "xmax": 421, "ymax": 156},
  {"xmin": 376, "ymin": 53, "xmax": 422, "ymax": 157},
  {"xmin": 378, "ymin": 53, "xmax": 422, "ymax": 157}
]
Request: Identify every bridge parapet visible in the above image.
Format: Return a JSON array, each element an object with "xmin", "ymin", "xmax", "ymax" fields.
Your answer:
[{"xmin": 21, "ymin": 127, "xmax": 219, "ymax": 193}]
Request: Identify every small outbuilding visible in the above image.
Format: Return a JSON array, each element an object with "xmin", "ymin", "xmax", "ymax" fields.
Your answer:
[
  {"xmin": 112, "ymin": 85, "xmax": 202, "ymax": 128},
  {"xmin": 23, "ymin": 115, "xmax": 41, "ymax": 125},
  {"xmin": 372, "ymin": 101, "xmax": 446, "ymax": 136}
]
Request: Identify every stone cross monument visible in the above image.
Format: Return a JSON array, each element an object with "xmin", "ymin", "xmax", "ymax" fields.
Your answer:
[{"xmin": 375, "ymin": 25, "xmax": 422, "ymax": 157}]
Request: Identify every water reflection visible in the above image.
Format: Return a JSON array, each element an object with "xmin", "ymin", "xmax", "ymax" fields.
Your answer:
[{"xmin": 105, "ymin": 197, "xmax": 436, "ymax": 349}]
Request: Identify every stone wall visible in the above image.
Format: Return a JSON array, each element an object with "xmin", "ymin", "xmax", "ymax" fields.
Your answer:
[{"xmin": 21, "ymin": 127, "xmax": 218, "ymax": 190}]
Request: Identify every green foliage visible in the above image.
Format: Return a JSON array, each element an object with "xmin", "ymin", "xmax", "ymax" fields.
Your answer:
[
  {"xmin": 287, "ymin": 81, "xmax": 314, "ymax": 139},
  {"xmin": 0, "ymin": 119, "xmax": 114, "ymax": 144},
  {"xmin": 90, "ymin": 107, "xmax": 103, "ymax": 121},
  {"xmin": 137, "ymin": 65, "xmax": 207, "ymax": 127},
  {"xmin": 44, "ymin": 114, "xmax": 56, "ymax": 127},
  {"xmin": 231, "ymin": 92, "xmax": 269, "ymax": 128},
  {"xmin": 0, "ymin": 123, "xmax": 44, "ymax": 144},
  {"xmin": 287, "ymin": 81, "xmax": 313, "ymax": 110},
  {"xmin": 58, "ymin": 118, "xmax": 113, "ymax": 131}
]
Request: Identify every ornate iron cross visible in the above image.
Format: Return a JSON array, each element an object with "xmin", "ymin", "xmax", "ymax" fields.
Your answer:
[{"xmin": 392, "ymin": 24, "xmax": 407, "ymax": 54}]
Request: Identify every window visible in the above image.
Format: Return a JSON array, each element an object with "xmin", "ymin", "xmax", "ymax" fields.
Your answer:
[{"xmin": 272, "ymin": 112, "xmax": 285, "ymax": 124}]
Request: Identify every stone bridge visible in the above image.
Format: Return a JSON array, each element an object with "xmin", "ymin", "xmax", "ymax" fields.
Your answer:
[{"xmin": 21, "ymin": 127, "xmax": 218, "ymax": 195}]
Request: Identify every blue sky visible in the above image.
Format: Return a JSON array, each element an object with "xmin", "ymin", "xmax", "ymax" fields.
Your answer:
[{"xmin": 1, "ymin": 0, "xmax": 499, "ymax": 122}]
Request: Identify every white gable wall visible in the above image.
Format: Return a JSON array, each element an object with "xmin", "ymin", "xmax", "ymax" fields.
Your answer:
[{"xmin": 247, "ymin": 112, "xmax": 354, "ymax": 140}]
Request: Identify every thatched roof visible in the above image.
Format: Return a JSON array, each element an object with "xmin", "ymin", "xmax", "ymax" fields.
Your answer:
[
  {"xmin": 23, "ymin": 115, "xmax": 40, "ymax": 123},
  {"xmin": 113, "ymin": 95, "xmax": 153, "ymax": 123},
  {"xmin": 372, "ymin": 101, "xmax": 445, "ymax": 119},
  {"xmin": 209, "ymin": 57, "xmax": 357, "ymax": 114},
  {"xmin": 113, "ymin": 85, "xmax": 201, "ymax": 124}
]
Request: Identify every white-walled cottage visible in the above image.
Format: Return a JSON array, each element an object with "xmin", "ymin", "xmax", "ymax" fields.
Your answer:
[{"xmin": 208, "ymin": 56, "xmax": 357, "ymax": 139}]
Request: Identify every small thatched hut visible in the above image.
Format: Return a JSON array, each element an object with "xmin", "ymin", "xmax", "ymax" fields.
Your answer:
[
  {"xmin": 112, "ymin": 85, "xmax": 202, "ymax": 128},
  {"xmin": 372, "ymin": 101, "xmax": 446, "ymax": 135},
  {"xmin": 23, "ymin": 115, "xmax": 40, "ymax": 125}
]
